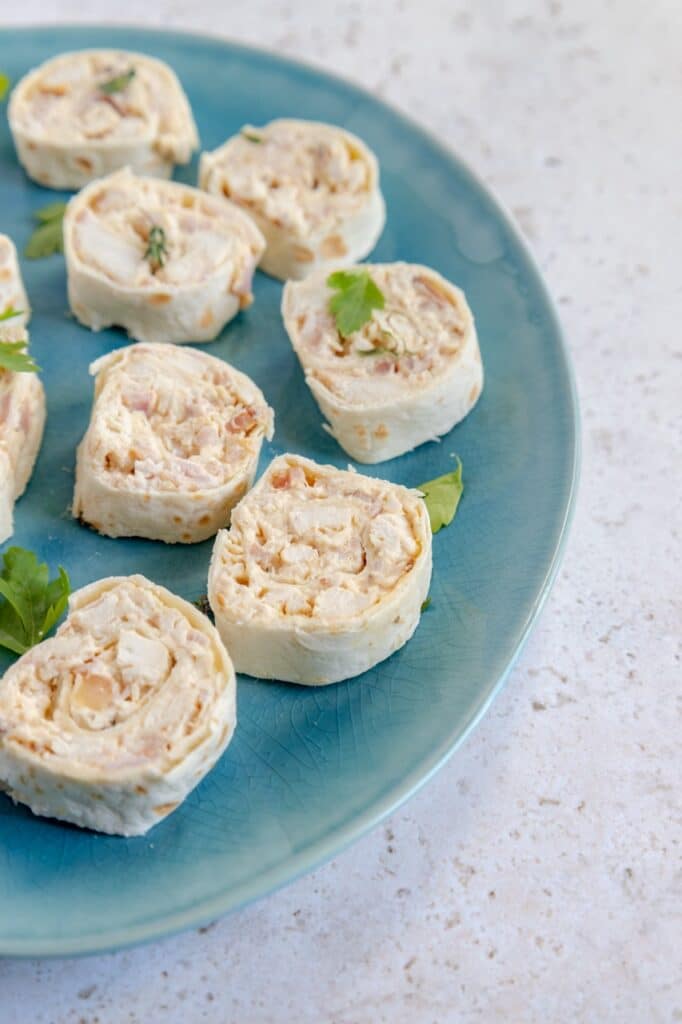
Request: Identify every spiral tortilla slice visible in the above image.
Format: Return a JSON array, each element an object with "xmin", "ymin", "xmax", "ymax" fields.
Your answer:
[
  {"xmin": 199, "ymin": 119, "xmax": 385, "ymax": 281},
  {"xmin": 0, "ymin": 575, "xmax": 236, "ymax": 836},
  {"xmin": 282, "ymin": 262, "xmax": 484, "ymax": 463},
  {"xmin": 0, "ymin": 238, "xmax": 44, "ymax": 544},
  {"xmin": 64, "ymin": 168, "xmax": 266, "ymax": 345},
  {"xmin": 208, "ymin": 453, "xmax": 432, "ymax": 685},
  {"xmin": 0, "ymin": 234, "xmax": 30, "ymax": 326},
  {"xmin": 8, "ymin": 49, "xmax": 198, "ymax": 190},
  {"xmin": 73, "ymin": 342, "xmax": 274, "ymax": 544}
]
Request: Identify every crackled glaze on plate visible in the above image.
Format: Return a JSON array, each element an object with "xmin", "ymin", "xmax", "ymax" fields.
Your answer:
[{"xmin": 0, "ymin": 26, "xmax": 578, "ymax": 956}]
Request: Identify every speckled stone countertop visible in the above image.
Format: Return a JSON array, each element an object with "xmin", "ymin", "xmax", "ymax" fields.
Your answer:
[{"xmin": 0, "ymin": 3, "xmax": 679, "ymax": 1022}]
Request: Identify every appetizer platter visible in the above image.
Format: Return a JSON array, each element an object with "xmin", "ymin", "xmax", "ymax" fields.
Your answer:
[{"xmin": 0, "ymin": 27, "xmax": 578, "ymax": 955}]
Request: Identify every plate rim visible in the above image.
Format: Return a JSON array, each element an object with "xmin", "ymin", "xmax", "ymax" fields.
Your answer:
[{"xmin": 0, "ymin": 22, "xmax": 581, "ymax": 958}]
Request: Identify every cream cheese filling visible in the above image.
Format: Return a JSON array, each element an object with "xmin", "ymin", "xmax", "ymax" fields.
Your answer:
[
  {"xmin": 71, "ymin": 174, "xmax": 260, "ymax": 292},
  {"xmin": 211, "ymin": 456, "xmax": 425, "ymax": 625},
  {"xmin": 202, "ymin": 119, "xmax": 375, "ymax": 239},
  {"xmin": 10, "ymin": 50, "xmax": 196, "ymax": 157},
  {"xmin": 84, "ymin": 344, "xmax": 272, "ymax": 495},
  {"xmin": 0, "ymin": 577, "xmax": 227, "ymax": 779},
  {"xmin": 287, "ymin": 263, "xmax": 471, "ymax": 406}
]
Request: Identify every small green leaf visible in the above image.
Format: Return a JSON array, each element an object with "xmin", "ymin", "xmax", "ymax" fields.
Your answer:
[
  {"xmin": 145, "ymin": 224, "xmax": 168, "ymax": 273},
  {"xmin": 0, "ymin": 578, "xmax": 31, "ymax": 635},
  {"xmin": 41, "ymin": 568, "xmax": 71, "ymax": 637},
  {"xmin": 0, "ymin": 340, "xmax": 40, "ymax": 373},
  {"xmin": 1, "ymin": 547, "xmax": 49, "ymax": 639},
  {"xmin": 358, "ymin": 344, "xmax": 397, "ymax": 359},
  {"xmin": 192, "ymin": 595, "xmax": 212, "ymax": 618},
  {"xmin": 327, "ymin": 269, "xmax": 385, "ymax": 337},
  {"xmin": 0, "ymin": 73, "xmax": 10, "ymax": 102},
  {"xmin": 25, "ymin": 221, "xmax": 63, "ymax": 259},
  {"xmin": 25, "ymin": 202, "xmax": 67, "ymax": 260},
  {"xmin": 34, "ymin": 201, "xmax": 68, "ymax": 224},
  {"xmin": 241, "ymin": 129, "xmax": 262, "ymax": 143},
  {"xmin": 99, "ymin": 68, "xmax": 136, "ymax": 95},
  {"xmin": 0, "ymin": 626, "xmax": 28, "ymax": 656},
  {"xmin": 0, "ymin": 307, "xmax": 24, "ymax": 322},
  {"xmin": 418, "ymin": 458, "xmax": 464, "ymax": 534},
  {"xmin": 0, "ymin": 547, "xmax": 71, "ymax": 656},
  {"xmin": 421, "ymin": 597, "xmax": 432, "ymax": 613}
]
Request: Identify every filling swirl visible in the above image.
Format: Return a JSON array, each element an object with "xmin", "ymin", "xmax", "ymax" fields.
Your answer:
[
  {"xmin": 211, "ymin": 456, "xmax": 427, "ymax": 624},
  {"xmin": 202, "ymin": 120, "xmax": 376, "ymax": 239},
  {"xmin": 84, "ymin": 344, "xmax": 272, "ymax": 495},
  {"xmin": 0, "ymin": 577, "xmax": 230, "ymax": 777}
]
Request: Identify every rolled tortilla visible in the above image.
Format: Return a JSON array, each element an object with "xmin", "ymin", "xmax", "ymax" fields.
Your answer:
[
  {"xmin": 199, "ymin": 119, "xmax": 385, "ymax": 281},
  {"xmin": 0, "ymin": 575, "xmax": 236, "ymax": 836},
  {"xmin": 73, "ymin": 342, "xmax": 274, "ymax": 543},
  {"xmin": 0, "ymin": 240, "xmax": 44, "ymax": 544},
  {"xmin": 282, "ymin": 263, "xmax": 483, "ymax": 463},
  {"xmin": 0, "ymin": 328, "xmax": 46, "ymax": 545},
  {"xmin": 0, "ymin": 234, "xmax": 30, "ymax": 327},
  {"xmin": 64, "ymin": 168, "xmax": 266, "ymax": 345},
  {"xmin": 8, "ymin": 49, "xmax": 198, "ymax": 190},
  {"xmin": 208, "ymin": 453, "xmax": 432, "ymax": 685}
]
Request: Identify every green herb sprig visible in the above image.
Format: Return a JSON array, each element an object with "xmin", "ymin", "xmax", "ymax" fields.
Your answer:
[
  {"xmin": 417, "ymin": 458, "xmax": 464, "ymax": 534},
  {"xmin": 25, "ymin": 202, "xmax": 67, "ymax": 261},
  {"xmin": 145, "ymin": 225, "xmax": 168, "ymax": 274},
  {"xmin": 192, "ymin": 595, "xmax": 213, "ymax": 618},
  {"xmin": 241, "ymin": 128, "xmax": 263, "ymax": 143},
  {"xmin": 99, "ymin": 68, "xmax": 136, "ymax": 95},
  {"xmin": 0, "ymin": 73, "xmax": 10, "ymax": 102},
  {"xmin": 358, "ymin": 345, "xmax": 396, "ymax": 358},
  {"xmin": 357, "ymin": 330, "xmax": 417, "ymax": 360},
  {"xmin": 0, "ymin": 340, "xmax": 39, "ymax": 374},
  {"xmin": 327, "ymin": 269, "xmax": 385, "ymax": 337},
  {"xmin": 0, "ymin": 307, "xmax": 23, "ymax": 323},
  {"xmin": 0, "ymin": 547, "xmax": 71, "ymax": 656}
]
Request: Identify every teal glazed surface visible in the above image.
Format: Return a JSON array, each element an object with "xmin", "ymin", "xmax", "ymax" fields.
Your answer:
[{"xmin": 0, "ymin": 27, "xmax": 579, "ymax": 956}]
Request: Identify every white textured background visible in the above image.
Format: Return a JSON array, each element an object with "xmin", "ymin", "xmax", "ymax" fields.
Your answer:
[{"xmin": 0, "ymin": 2, "xmax": 680, "ymax": 1022}]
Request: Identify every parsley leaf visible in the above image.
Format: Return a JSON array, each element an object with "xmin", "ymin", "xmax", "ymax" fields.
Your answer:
[
  {"xmin": 0, "ymin": 340, "xmax": 40, "ymax": 373},
  {"xmin": 25, "ymin": 202, "xmax": 67, "ymax": 260},
  {"xmin": 99, "ymin": 68, "xmax": 136, "ymax": 95},
  {"xmin": 421, "ymin": 597, "xmax": 432, "ymax": 613},
  {"xmin": 358, "ymin": 344, "xmax": 396, "ymax": 358},
  {"xmin": 0, "ymin": 73, "xmax": 10, "ymax": 102},
  {"xmin": 0, "ymin": 547, "xmax": 71, "ymax": 656},
  {"xmin": 35, "ymin": 201, "xmax": 68, "ymax": 224},
  {"xmin": 192, "ymin": 595, "xmax": 213, "ymax": 618},
  {"xmin": 0, "ymin": 307, "xmax": 23, "ymax": 323},
  {"xmin": 418, "ymin": 458, "xmax": 464, "ymax": 534},
  {"xmin": 327, "ymin": 269, "xmax": 385, "ymax": 336},
  {"xmin": 240, "ymin": 128, "xmax": 262, "ymax": 143},
  {"xmin": 145, "ymin": 225, "xmax": 168, "ymax": 273}
]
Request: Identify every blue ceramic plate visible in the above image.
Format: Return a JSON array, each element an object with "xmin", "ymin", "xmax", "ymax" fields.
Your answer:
[{"xmin": 0, "ymin": 26, "xmax": 578, "ymax": 956}]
